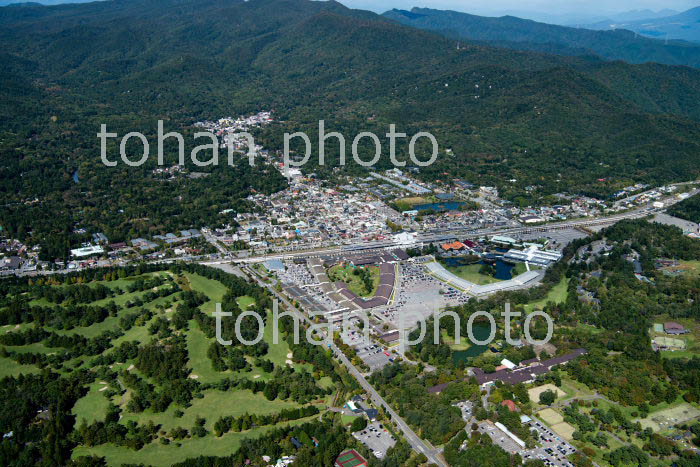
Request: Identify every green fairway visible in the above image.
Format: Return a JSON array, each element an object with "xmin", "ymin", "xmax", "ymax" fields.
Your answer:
[
  {"xmin": 0, "ymin": 356, "xmax": 40, "ymax": 378},
  {"xmin": 120, "ymin": 388, "xmax": 302, "ymax": 433},
  {"xmin": 72, "ymin": 415, "xmax": 317, "ymax": 466},
  {"xmin": 237, "ymin": 295, "xmax": 256, "ymax": 309},
  {"xmin": 73, "ymin": 382, "xmax": 112, "ymax": 424},
  {"xmin": 185, "ymin": 321, "xmax": 232, "ymax": 384},
  {"xmin": 184, "ymin": 273, "xmax": 227, "ymax": 315}
]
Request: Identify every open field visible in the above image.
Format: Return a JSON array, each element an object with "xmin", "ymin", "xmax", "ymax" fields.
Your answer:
[
  {"xmin": 529, "ymin": 384, "xmax": 567, "ymax": 403},
  {"xmin": 327, "ymin": 264, "xmax": 380, "ymax": 297},
  {"xmin": 524, "ymin": 278, "xmax": 569, "ymax": 312},
  {"xmin": 537, "ymin": 408, "xmax": 564, "ymax": 425},
  {"xmin": 442, "ymin": 263, "xmax": 501, "ymax": 285},
  {"xmin": 184, "ymin": 272, "xmax": 227, "ymax": 315},
  {"xmin": 550, "ymin": 421, "xmax": 575, "ymax": 440},
  {"xmin": 0, "ymin": 357, "xmax": 40, "ymax": 378},
  {"xmin": 658, "ymin": 260, "xmax": 700, "ymax": 277},
  {"xmin": 73, "ymin": 382, "xmax": 113, "ymax": 424},
  {"xmin": 635, "ymin": 403, "xmax": 700, "ymax": 432}
]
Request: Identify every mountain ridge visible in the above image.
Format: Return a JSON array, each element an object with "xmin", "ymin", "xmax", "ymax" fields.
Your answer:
[
  {"xmin": 382, "ymin": 7, "xmax": 700, "ymax": 68},
  {"xmin": 3, "ymin": 0, "xmax": 700, "ymax": 247},
  {"xmin": 583, "ymin": 6, "xmax": 700, "ymax": 43}
]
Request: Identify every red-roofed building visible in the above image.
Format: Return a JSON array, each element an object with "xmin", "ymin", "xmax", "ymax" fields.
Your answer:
[
  {"xmin": 501, "ymin": 400, "xmax": 517, "ymax": 412},
  {"xmin": 441, "ymin": 241, "xmax": 466, "ymax": 251}
]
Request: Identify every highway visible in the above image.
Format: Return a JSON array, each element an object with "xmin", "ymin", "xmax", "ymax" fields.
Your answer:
[{"xmin": 242, "ymin": 266, "xmax": 448, "ymax": 467}]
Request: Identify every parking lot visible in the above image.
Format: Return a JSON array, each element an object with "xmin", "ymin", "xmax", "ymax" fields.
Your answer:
[
  {"xmin": 518, "ymin": 228, "xmax": 589, "ymax": 251},
  {"xmin": 340, "ymin": 322, "xmax": 395, "ymax": 372},
  {"xmin": 352, "ymin": 421, "xmax": 396, "ymax": 459},
  {"xmin": 477, "ymin": 421, "xmax": 523, "ymax": 453},
  {"xmin": 521, "ymin": 417, "xmax": 577, "ymax": 467},
  {"xmin": 356, "ymin": 343, "xmax": 395, "ymax": 371},
  {"xmin": 454, "ymin": 400, "xmax": 474, "ymax": 421}
]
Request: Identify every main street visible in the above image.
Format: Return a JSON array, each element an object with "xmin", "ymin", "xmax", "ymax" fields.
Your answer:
[{"xmin": 241, "ymin": 265, "xmax": 448, "ymax": 467}]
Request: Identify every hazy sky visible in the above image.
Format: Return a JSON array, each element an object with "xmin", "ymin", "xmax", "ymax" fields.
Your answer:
[{"xmin": 337, "ymin": 0, "xmax": 699, "ymax": 18}]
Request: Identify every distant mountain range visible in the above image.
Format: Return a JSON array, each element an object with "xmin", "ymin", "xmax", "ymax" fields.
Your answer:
[
  {"xmin": 492, "ymin": 8, "xmax": 678, "ymax": 27},
  {"xmin": 583, "ymin": 7, "xmax": 700, "ymax": 43},
  {"xmin": 383, "ymin": 7, "xmax": 700, "ymax": 68},
  {"xmin": 0, "ymin": 0, "xmax": 98, "ymax": 5}
]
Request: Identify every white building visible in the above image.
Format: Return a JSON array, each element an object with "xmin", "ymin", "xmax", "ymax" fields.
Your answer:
[{"xmin": 70, "ymin": 245, "xmax": 104, "ymax": 258}]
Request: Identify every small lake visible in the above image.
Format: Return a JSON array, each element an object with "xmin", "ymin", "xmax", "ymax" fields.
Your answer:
[
  {"xmin": 442, "ymin": 256, "xmax": 516, "ymax": 280},
  {"xmin": 72, "ymin": 170, "xmax": 80, "ymax": 184},
  {"xmin": 452, "ymin": 324, "xmax": 493, "ymax": 364},
  {"xmin": 413, "ymin": 201, "xmax": 465, "ymax": 212}
]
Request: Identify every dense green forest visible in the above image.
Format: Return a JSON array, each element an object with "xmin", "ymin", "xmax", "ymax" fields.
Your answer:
[
  {"xmin": 3, "ymin": 0, "xmax": 700, "ymax": 256},
  {"xmin": 669, "ymin": 194, "xmax": 700, "ymax": 223}
]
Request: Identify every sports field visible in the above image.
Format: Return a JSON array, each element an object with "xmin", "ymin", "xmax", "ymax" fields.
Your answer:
[
  {"xmin": 528, "ymin": 384, "xmax": 566, "ymax": 402},
  {"xmin": 551, "ymin": 422, "xmax": 576, "ymax": 440},
  {"xmin": 635, "ymin": 403, "xmax": 700, "ymax": 432},
  {"xmin": 537, "ymin": 408, "xmax": 564, "ymax": 425}
]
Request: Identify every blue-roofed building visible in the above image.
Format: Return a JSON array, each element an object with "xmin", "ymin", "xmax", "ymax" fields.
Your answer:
[{"xmin": 264, "ymin": 259, "xmax": 285, "ymax": 273}]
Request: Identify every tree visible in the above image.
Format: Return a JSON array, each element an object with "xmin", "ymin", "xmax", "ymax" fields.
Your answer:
[
  {"xmin": 539, "ymin": 389, "xmax": 557, "ymax": 406},
  {"xmin": 351, "ymin": 417, "xmax": 368, "ymax": 432}
]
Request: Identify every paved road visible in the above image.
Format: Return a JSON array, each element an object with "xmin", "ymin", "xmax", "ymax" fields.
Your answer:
[
  {"xmin": 222, "ymin": 197, "xmax": 693, "ymax": 265},
  {"xmin": 243, "ymin": 266, "xmax": 447, "ymax": 467}
]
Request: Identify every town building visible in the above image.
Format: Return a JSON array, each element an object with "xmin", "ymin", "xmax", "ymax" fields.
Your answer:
[{"xmin": 664, "ymin": 322, "xmax": 689, "ymax": 335}]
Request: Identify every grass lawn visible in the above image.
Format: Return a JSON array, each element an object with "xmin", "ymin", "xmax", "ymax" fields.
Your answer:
[
  {"xmin": 0, "ymin": 356, "xmax": 40, "ymax": 378},
  {"xmin": 262, "ymin": 311, "xmax": 292, "ymax": 369},
  {"xmin": 523, "ymin": 277, "xmax": 569, "ymax": 313},
  {"xmin": 120, "ymin": 388, "xmax": 301, "ymax": 433},
  {"xmin": 186, "ymin": 320, "xmax": 230, "ymax": 384},
  {"xmin": 6, "ymin": 341, "xmax": 60, "ymax": 355},
  {"xmin": 51, "ymin": 286, "xmax": 181, "ymax": 339},
  {"xmin": 73, "ymin": 382, "xmax": 112, "ymax": 424},
  {"xmin": 440, "ymin": 329, "xmax": 470, "ymax": 351},
  {"xmin": 327, "ymin": 264, "xmax": 380, "ymax": 297},
  {"xmin": 659, "ymin": 260, "xmax": 700, "ymax": 277},
  {"xmin": 340, "ymin": 413, "xmax": 361, "ymax": 426},
  {"xmin": 184, "ymin": 272, "xmax": 228, "ymax": 315},
  {"xmin": 443, "ymin": 263, "xmax": 501, "ymax": 285},
  {"xmin": 72, "ymin": 414, "xmax": 318, "ymax": 466},
  {"xmin": 237, "ymin": 296, "xmax": 256, "ymax": 310}
]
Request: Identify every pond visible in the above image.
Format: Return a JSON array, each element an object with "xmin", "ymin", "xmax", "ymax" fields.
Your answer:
[
  {"xmin": 72, "ymin": 170, "xmax": 79, "ymax": 184},
  {"xmin": 442, "ymin": 256, "xmax": 516, "ymax": 280},
  {"xmin": 413, "ymin": 201, "xmax": 465, "ymax": 212},
  {"xmin": 452, "ymin": 324, "xmax": 493, "ymax": 364}
]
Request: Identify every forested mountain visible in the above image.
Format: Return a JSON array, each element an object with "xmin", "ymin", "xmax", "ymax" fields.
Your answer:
[
  {"xmin": 382, "ymin": 7, "xmax": 700, "ymax": 68},
  {"xmin": 585, "ymin": 7, "xmax": 700, "ymax": 43},
  {"xmin": 3, "ymin": 0, "xmax": 700, "ymax": 257}
]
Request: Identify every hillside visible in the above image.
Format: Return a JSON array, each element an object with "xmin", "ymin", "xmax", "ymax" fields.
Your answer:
[
  {"xmin": 382, "ymin": 7, "xmax": 700, "ymax": 68},
  {"xmin": 585, "ymin": 7, "xmax": 700, "ymax": 43},
  {"xmin": 3, "ymin": 0, "xmax": 700, "ymax": 257}
]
